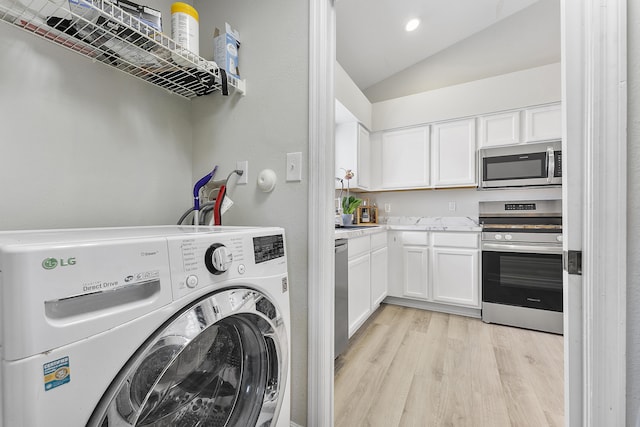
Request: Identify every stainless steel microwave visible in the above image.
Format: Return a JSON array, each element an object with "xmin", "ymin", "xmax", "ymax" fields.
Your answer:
[{"xmin": 479, "ymin": 141, "xmax": 562, "ymax": 189}]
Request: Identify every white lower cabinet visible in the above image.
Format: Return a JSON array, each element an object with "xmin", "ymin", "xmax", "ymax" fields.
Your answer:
[
  {"xmin": 431, "ymin": 248, "xmax": 479, "ymax": 307},
  {"xmin": 346, "ymin": 231, "xmax": 388, "ymax": 337},
  {"xmin": 370, "ymin": 246, "xmax": 388, "ymax": 308},
  {"xmin": 402, "ymin": 246, "xmax": 429, "ymax": 299},
  {"xmin": 388, "ymin": 230, "xmax": 480, "ymax": 310},
  {"xmin": 348, "ymin": 253, "xmax": 371, "ymax": 337}
]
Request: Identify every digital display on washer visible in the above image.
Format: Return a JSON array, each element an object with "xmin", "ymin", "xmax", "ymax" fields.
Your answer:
[{"xmin": 253, "ymin": 234, "xmax": 285, "ymax": 264}]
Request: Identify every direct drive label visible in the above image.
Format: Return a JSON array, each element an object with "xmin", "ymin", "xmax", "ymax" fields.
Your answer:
[{"xmin": 43, "ymin": 357, "xmax": 70, "ymax": 391}]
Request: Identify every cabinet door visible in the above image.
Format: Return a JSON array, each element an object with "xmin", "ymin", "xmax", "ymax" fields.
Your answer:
[
  {"xmin": 381, "ymin": 127, "xmax": 430, "ymax": 189},
  {"xmin": 357, "ymin": 124, "xmax": 371, "ymax": 189},
  {"xmin": 479, "ymin": 111, "xmax": 521, "ymax": 147},
  {"xmin": 524, "ymin": 103, "xmax": 562, "ymax": 142},
  {"xmin": 348, "ymin": 253, "xmax": 372, "ymax": 337},
  {"xmin": 432, "ymin": 119, "xmax": 476, "ymax": 187},
  {"xmin": 386, "ymin": 232, "xmax": 404, "ymax": 298},
  {"xmin": 403, "ymin": 246, "xmax": 429, "ymax": 299},
  {"xmin": 370, "ymin": 246, "xmax": 388, "ymax": 309},
  {"xmin": 431, "ymin": 248, "xmax": 479, "ymax": 307},
  {"xmin": 335, "ymin": 121, "xmax": 358, "ymax": 188}
]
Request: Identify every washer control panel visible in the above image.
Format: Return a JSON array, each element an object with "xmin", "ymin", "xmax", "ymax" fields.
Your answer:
[{"xmin": 166, "ymin": 228, "xmax": 287, "ymax": 300}]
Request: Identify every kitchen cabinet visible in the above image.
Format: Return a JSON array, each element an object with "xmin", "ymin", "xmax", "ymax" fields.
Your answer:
[
  {"xmin": 478, "ymin": 111, "xmax": 521, "ymax": 148},
  {"xmin": 335, "ymin": 122, "xmax": 370, "ymax": 189},
  {"xmin": 388, "ymin": 230, "xmax": 480, "ymax": 310},
  {"xmin": 431, "ymin": 118, "xmax": 476, "ymax": 187},
  {"xmin": 0, "ymin": 0, "xmax": 244, "ymax": 99},
  {"xmin": 524, "ymin": 103, "xmax": 562, "ymax": 142},
  {"xmin": 346, "ymin": 231, "xmax": 387, "ymax": 337},
  {"xmin": 347, "ymin": 252, "xmax": 371, "ymax": 337},
  {"xmin": 370, "ymin": 233, "xmax": 388, "ymax": 308},
  {"xmin": 380, "ymin": 126, "xmax": 430, "ymax": 189},
  {"xmin": 431, "ymin": 233, "xmax": 479, "ymax": 308}
]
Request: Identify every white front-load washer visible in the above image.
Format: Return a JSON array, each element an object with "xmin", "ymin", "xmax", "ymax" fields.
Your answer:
[{"xmin": 0, "ymin": 225, "xmax": 290, "ymax": 427}]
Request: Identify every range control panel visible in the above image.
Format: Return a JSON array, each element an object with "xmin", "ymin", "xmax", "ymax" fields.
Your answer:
[{"xmin": 504, "ymin": 203, "xmax": 536, "ymax": 211}]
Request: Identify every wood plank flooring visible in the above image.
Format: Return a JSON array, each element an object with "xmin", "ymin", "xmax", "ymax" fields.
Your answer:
[{"xmin": 334, "ymin": 304, "xmax": 564, "ymax": 427}]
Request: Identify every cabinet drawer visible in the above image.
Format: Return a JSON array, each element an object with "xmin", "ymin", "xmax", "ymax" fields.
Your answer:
[
  {"xmin": 370, "ymin": 231, "xmax": 387, "ymax": 250},
  {"xmin": 432, "ymin": 232, "xmax": 478, "ymax": 248},
  {"xmin": 402, "ymin": 231, "xmax": 429, "ymax": 246},
  {"xmin": 348, "ymin": 235, "xmax": 371, "ymax": 259}
]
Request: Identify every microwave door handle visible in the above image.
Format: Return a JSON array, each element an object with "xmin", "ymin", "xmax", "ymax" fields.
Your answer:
[{"xmin": 547, "ymin": 147, "xmax": 555, "ymax": 183}]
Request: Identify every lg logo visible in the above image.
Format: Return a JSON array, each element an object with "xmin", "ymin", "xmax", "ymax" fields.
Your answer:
[{"xmin": 42, "ymin": 257, "xmax": 76, "ymax": 270}]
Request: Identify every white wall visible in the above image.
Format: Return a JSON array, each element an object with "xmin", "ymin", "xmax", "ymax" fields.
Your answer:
[
  {"xmin": 191, "ymin": 0, "xmax": 309, "ymax": 424},
  {"xmin": 364, "ymin": 0, "xmax": 561, "ymax": 103},
  {"xmin": 372, "ymin": 62, "xmax": 561, "ymax": 132},
  {"xmin": 335, "ymin": 61, "xmax": 372, "ymax": 129},
  {"xmin": 0, "ymin": 12, "xmax": 193, "ymax": 230},
  {"xmin": 627, "ymin": 0, "xmax": 640, "ymax": 424}
]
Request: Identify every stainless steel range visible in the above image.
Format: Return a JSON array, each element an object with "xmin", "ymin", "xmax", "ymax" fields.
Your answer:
[{"xmin": 480, "ymin": 199, "xmax": 563, "ymax": 334}]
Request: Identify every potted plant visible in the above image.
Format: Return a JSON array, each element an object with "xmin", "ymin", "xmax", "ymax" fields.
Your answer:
[{"xmin": 341, "ymin": 195, "xmax": 362, "ymax": 225}]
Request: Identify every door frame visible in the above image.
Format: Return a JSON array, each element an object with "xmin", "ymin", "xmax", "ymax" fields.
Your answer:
[
  {"xmin": 562, "ymin": 0, "xmax": 627, "ymax": 425},
  {"xmin": 308, "ymin": 0, "xmax": 628, "ymax": 426}
]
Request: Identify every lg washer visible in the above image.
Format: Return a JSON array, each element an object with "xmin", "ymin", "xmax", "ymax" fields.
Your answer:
[{"xmin": 0, "ymin": 225, "xmax": 290, "ymax": 427}]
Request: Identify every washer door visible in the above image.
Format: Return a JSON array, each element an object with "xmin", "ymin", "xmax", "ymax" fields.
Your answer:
[{"xmin": 89, "ymin": 287, "xmax": 288, "ymax": 427}]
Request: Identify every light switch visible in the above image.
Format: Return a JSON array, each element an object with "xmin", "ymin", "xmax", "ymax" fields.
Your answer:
[{"xmin": 286, "ymin": 152, "xmax": 302, "ymax": 182}]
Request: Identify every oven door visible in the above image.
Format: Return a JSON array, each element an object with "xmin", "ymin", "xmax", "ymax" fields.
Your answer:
[{"xmin": 482, "ymin": 243, "xmax": 563, "ymax": 312}]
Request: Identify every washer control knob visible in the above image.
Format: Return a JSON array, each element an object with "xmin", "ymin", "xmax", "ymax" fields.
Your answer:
[
  {"xmin": 494, "ymin": 234, "xmax": 503, "ymax": 240},
  {"xmin": 238, "ymin": 264, "xmax": 246, "ymax": 274},
  {"xmin": 504, "ymin": 234, "xmax": 513, "ymax": 241},
  {"xmin": 186, "ymin": 275, "xmax": 198, "ymax": 288},
  {"xmin": 205, "ymin": 244, "xmax": 233, "ymax": 275}
]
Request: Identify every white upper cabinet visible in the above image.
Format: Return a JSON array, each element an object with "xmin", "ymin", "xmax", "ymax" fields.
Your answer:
[
  {"xmin": 478, "ymin": 111, "xmax": 521, "ymax": 148},
  {"xmin": 357, "ymin": 124, "xmax": 371, "ymax": 189},
  {"xmin": 524, "ymin": 103, "xmax": 562, "ymax": 142},
  {"xmin": 335, "ymin": 121, "xmax": 370, "ymax": 189},
  {"xmin": 431, "ymin": 118, "xmax": 476, "ymax": 187},
  {"xmin": 381, "ymin": 126, "xmax": 430, "ymax": 189}
]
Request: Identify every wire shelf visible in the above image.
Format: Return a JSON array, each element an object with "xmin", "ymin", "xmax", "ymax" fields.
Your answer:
[{"xmin": 0, "ymin": 0, "xmax": 246, "ymax": 99}]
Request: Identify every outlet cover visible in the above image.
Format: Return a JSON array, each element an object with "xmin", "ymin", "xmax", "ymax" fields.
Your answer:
[{"xmin": 236, "ymin": 161, "xmax": 248, "ymax": 184}]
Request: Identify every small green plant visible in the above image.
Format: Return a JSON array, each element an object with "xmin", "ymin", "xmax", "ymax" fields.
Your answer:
[{"xmin": 342, "ymin": 196, "xmax": 362, "ymax": 214}]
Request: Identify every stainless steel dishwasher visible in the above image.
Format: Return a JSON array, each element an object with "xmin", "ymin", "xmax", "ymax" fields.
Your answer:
[{"xmin": 335, "ymin": 239, "xmax": 348, "ymax": 359}]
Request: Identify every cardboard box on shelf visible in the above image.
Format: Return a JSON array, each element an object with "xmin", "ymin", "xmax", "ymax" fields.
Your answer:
[{"xmin": 214, "ymin": 22, "xmax": 240, "ymax": 80}]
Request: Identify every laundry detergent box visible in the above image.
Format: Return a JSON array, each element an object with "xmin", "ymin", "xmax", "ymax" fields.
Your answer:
[{"xmin": 214, "ymin": 22, "xmax": 241, "ymax": 80}]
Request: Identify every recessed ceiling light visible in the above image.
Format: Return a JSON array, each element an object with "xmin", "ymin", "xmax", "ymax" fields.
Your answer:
[{"xmin": 405, "ymin": 18, "xmax": 420, "ymax": 32}]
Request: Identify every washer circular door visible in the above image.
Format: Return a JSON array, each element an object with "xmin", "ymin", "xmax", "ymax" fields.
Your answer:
[{"xmin": 89, "ymin": 287, "xmax": 288, "ymax": 427}]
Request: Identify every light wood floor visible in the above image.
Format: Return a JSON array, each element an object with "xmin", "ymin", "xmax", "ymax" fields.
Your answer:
[{"xmin": 334, "ymin": 304, "xmax": 564, "ymax": 427}]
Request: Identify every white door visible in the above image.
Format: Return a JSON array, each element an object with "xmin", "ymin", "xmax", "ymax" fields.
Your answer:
[
  {"xmin": 381, "ymin": 126, "xmax": 430, "ymax": 188},
  {"xmin": 370, "ymin": 246, "xmax": 388, "ymax": 308},
  {"xmin": 402, "ymin": 246, "xmax": 429, "ymax": 299},
  {"xmin": 431, "ymin": 119, "xmax": 476, "ymax": 187},
  {"xmin": 347, "ymin": 253, "xmax": 371, "ymax": 337},
  {"xmin": 431, "ymin": 248, "xmax": 479, "ymax": 307},
  {"xmin": 357, "ymin": 124, "xmax": 371, "ymax": 189}
]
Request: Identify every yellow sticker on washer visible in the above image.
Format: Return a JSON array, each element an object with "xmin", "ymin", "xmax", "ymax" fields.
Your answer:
[{"xmin": 43, "ymin": 357, "xmax": 70, "ymax": 391}]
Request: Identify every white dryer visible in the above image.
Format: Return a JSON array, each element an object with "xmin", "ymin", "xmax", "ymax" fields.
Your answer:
[{"xmin": 0, "ymin": 225, "xmax": 290, "ymax": 427}]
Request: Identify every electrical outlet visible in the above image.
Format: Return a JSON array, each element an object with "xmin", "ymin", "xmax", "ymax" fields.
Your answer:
[
  {"xmin": 236, "ymin": 161, "xmax": 248, "ymax": 184},
  {"xmin": 384, "ymin": 203, "xmax": 391, "ymax": 213},
  {"xmin": 448, "ymin": 201, "xmax": 457, "ymax": 212}
]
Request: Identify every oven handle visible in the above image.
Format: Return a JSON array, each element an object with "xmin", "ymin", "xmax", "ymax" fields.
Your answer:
[{"xmin": 482, "ymin": 242, "xmax": 563, "ymax": 255}]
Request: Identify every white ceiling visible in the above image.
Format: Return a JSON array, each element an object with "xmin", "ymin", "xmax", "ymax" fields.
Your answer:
[{"xmin": 336, "ymin": 0, "xmax": 559, "ymax": 96}]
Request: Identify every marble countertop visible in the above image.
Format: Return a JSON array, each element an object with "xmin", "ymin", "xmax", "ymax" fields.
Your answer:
[
  {"xmin": 334, "ymin": 217, "xmax": 481, "ymax": 239},
  {"xmin": 386, "ymin": 216, "xmax": 481, "ymax": 232}
]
